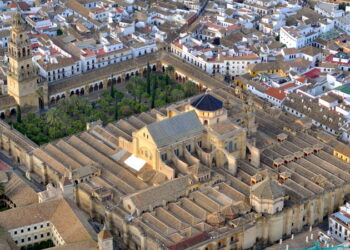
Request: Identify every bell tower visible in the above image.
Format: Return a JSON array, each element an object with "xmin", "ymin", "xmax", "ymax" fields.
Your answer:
[{"xmin": 7, "ymin": 12, "xmax": 39, "ymax": 112}]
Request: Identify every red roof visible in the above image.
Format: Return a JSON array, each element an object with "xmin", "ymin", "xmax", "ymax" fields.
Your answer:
[
  {"xmin": 95, "ymin": 48, "xmax": 106, "ymax": 56},
  {"xmin": 265, "ymin": 87, "xmax": 287, "ymax": 101},
  {"xmin": 226, "ymin": 24, "xmax": 241, "ymax": 31},
  {"xmin": 168, "ymin": 232, "xmax": 210, "ymax": 250},
  {"xmin": 31, "ymin": 43, "xmax": 39, "ymax": 49},
  {"xmin": 82, "ymin": 48, "xmax": 95, "ymax": 57},
  {"xmin": 0, "ymin": 161, "xmax": 10, "ymax": 171},
  {"xmin": 280, "ymin": 83, "xmax": 296, "ymax": 90},
  {"xmin": 303, "ymin": 68, "xmax": 321, "ymax": 79},
  {"xmin": 326, "ymin": 54, "xmax": 350, "ymax": 66},
  {"xmin": 16, "ymin": 2, "xmax": 30, "ymax": 11},
  {"xmin": 296, "ymin": 77, "xmax": 307, "ymax": 83},
  {"xmin": 204, "ymin": 21, "xmax": 223, "ymax": 30}
]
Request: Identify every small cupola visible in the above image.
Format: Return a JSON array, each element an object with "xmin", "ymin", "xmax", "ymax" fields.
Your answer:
[
  {"xmin": 190, "ymin": 94, "xmax": 227, "ymax": 126},
  {"xmin": 191, "ymin": 94, "xmax": 223, "ymax": 112}
]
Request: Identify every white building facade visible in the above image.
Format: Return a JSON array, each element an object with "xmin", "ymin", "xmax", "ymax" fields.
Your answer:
[{"xmin": 329, "ymin": 202, "xmax": 350, "ymax": 243}]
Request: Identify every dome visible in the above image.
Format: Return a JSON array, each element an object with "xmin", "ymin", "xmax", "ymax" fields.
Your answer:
[
  {"xmin": 221, "ymin": 205, "xmax": 240, "ymax": 220},
  {"xmin": 250, "ymin": 176, "xmax": 285, "ymax": 200},
  {"xmin": 191, "ymin": 94, "xmax": 223, "ymax": 112},
  {"xmin": 206, "ymin": 212, "xmax": 225, "ymax": 226}
]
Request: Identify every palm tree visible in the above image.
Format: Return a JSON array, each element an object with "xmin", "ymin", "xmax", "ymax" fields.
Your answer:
[
  {"xmin": 16, "ymin": 105, "xmax": 21, "ymax": 123},
  {"xmin": 114, "ymin": 102, "xmax": 119, "ymax": 121},
  {"xmin": 164, "ymin": 85, "xmax": 172, "ymax": 103},
  {"xmin": 146, "ymin": 63, "xmax": 151, "ymax": 94},
  {"xmin": 171, "ymin": 89, "xmax": 185, "ymax": 101},
  {"xmin": 151, "ymin": 77, "xmax": 158, "ymax": 109},
  {"xmin": 46, "ymin": 108, "xmax": 61, "ymax": 127},
  {"xmin": 110, "ymin": 84, "xmax": 115, "ymax": 98},
  {"xmin": 166, "ymin": 65, "xmax": 175, "ymax": 76}
]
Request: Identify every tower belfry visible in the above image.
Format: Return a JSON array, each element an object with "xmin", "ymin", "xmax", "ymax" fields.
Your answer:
[{"xmin": 7, "ymin": 12, "xmax": 39, "ymax": 112}]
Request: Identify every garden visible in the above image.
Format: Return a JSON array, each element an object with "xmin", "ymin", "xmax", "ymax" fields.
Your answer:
[{"xmin": 12, "ymin": 66, "xmax": 200, "ymax": 145}]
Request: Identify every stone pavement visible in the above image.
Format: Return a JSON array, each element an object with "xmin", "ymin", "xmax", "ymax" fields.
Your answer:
[{"xmin": 267, "ymin": 221, "xmax": 341, "ymax": 250}]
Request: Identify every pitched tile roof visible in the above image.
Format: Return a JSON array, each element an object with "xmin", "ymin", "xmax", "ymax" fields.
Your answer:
[
  {"xmin": 3, "ymin": 172, "xmax": 38, "ymax": 208},
  {"xmin": 0, "ymin": 199, "xmax": 97, "ymax": 245},
  {"xmin": 124, "ymin": 176, "xmax": 191, "ymax": 211},
  {"xmin": 265, "ymin": 87, "xmax": 286, "ymax": 101},
  {"xmin": 168, "ymin": 232, "xmax": 210, "ymax": 250},
  {"xmin": 147, "ymin": 111, "xmax": 204, "ymax": 148}
]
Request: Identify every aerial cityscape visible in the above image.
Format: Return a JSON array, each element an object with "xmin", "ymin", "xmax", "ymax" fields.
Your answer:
[{"xmin": 1, "ymin": 0, "xmax": 350, "ymax": 249}]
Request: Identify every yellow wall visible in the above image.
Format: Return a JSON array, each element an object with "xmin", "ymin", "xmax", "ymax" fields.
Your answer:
[
  {"xmin": 334, "ymin": 151, "xmax": 350, "ymax": 163},
  {"xmin": 249, "ymin": 69, "xmax": 287, "ymax": 78}
]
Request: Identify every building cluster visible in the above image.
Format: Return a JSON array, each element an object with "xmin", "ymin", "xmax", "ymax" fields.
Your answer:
[
  {"xmin": 1, "ymin": 0, "xmax": 350, "ymax": 145},
  {"xmin": 0, "ymin": 0, "xmax": 349, "ymax": 249},
  {"xmin": 0, "ymin": 0, "xmax": 208, "ymax": 113},
  {"xmin": 0, "ymin": 161, "xmax": 111, "ymax": 249},
  {"xmin": 166, "ymin": 0, "xmax": 350, "ymax": 145},
  {"xmin": 0, "ymin": 87, "xmax": 350, "ymax": 249}
]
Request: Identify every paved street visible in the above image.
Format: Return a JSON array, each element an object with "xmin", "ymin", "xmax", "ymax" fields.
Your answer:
[{"xmin": 267, "ymin": 220, "xmax": 341, "ymax": 250}]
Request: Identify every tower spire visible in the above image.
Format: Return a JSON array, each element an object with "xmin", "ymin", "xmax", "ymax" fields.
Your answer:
[{"xmin": 12, "ymin": 12, "xmax": 25, "ymax": 32}]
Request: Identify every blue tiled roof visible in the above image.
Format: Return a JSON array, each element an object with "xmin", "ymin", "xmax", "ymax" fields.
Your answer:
[
  {"xmin": 333, "ymin": 212, "xmax": 350, "ymax": 224},
  {"xmin": 191, "ymin": 94, "xmax": 223, "ymax": 111}
]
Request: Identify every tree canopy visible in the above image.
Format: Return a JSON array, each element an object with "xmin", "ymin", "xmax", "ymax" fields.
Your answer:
[{"xmin": 12, "ymin": 70, "xmax": 199, "ymax": 145}]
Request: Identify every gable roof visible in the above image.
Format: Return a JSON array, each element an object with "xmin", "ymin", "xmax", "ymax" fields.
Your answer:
[
  {"xmin": 125, "ymin": 175, "xmax": 191, "ymax": 211},
  {"xmin": 265, "ymin": 87, "xmax": 286, "ymax": 101},
  {"xmin": 190, "ymin": 94, "xmax": 223, "ymax": 111},
  {"xmin": 168, "ymin": 232, "xmax": 210, "ymax": 250},
  {"xmin": 4, "ymin": 172, "xmax": 38, "ymax": 208},
  {"xmin": 147, "ymin": 111, "xmax": 204, "ymax": 148}
]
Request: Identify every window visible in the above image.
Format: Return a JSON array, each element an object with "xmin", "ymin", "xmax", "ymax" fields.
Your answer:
[
  {"xmin": 28, "ymin": 237, "xmax": 31, "ymax": 241},
  {"xmin": 47, "ymin": 223, "xmax": 50, "ymax": 227},
  {"xmin": 47, "ymin": 232, "xmax": 50, "ymax": 236},
  {"xmin": 28, "ymin": 228, "xmax": 30, "ymax": 231},
  {"xmin": 174, "ymin": 149, "xmax": 179, "ymax": 156},
  {"xmin": 34, "ymin": 235, "xmax": 37, "ymax": 240},
  {"xmin": 161, "ymin": 153, "xmax": 167, "ymax": 161},
  {"xmin": 41, "ymin": 234, "xmax": 44, "ymax": 238},
  {"xmin": 186, "ymin": 144, "xmax": 191, "ymax": 152},
  {"xmin": 21, "ymin": 239, "xmax": 24, "ymax": 243},
  {"xmin": 228, "ymin": 141, "xmax": 233, "ymax": 153},
  {"xmin": 21, "ymin": 229, "xmax": 24, "ymax": 233}
]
